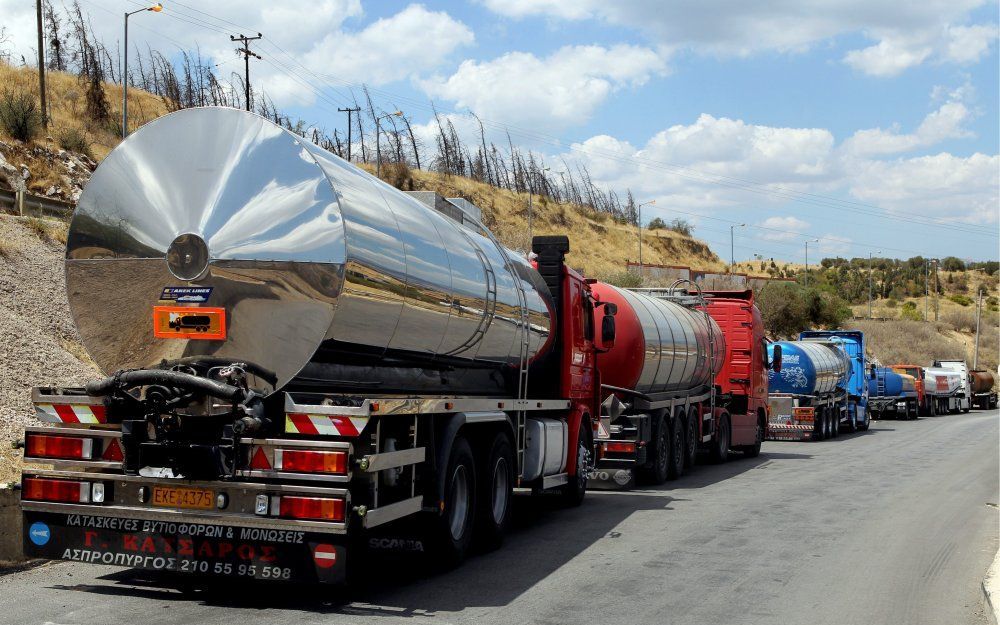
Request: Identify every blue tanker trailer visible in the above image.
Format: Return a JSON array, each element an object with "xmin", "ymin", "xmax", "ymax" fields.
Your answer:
[
  {"xmin": 766, "ymin": 340, "xmax": 851, "ymax": 441},
  {"xmin": 799, "ymin": 330, "xmax": 871, "ymax": 432},
  {"xmin": 869, "ymin": 367, "xmax": 919, "ymax": 420}
]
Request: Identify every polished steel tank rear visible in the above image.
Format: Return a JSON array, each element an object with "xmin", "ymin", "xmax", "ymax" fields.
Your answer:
[{"xmin": 65, "ymin": 107, "xmax": 553, "ymax": 393}]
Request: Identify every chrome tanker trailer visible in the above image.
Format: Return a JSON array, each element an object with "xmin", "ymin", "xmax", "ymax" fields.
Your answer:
[
  {"xmin": 765, "ymin": 340, "xmax": 851, "ymax": 441},
  {"xmin": 17, "ymin": 107, "xmax": 740, "ymax": 585}
]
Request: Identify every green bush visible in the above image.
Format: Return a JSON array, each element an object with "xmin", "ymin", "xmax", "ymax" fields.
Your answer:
[
  {"xmin": 0, "ymin": 89, "xmax": 41, "ymax": 142},
  {"xmin": 600, "ymin": 270, "xmax": 643, "ymax": 288},
  {"xmin": 900, "ymin": 301, "xmax": 922, "ymax": 321},
  {"xmin": 948, "ymin": 294, "xmax": 973, "ymax": 307},
  {"xmin": 886, "ymin": 298, "xmax": 898, "ymax": 308},
  {"xmin": 58, "ymin": 128, "xmax": 93, "ymax": 159},
  {"xmin": 757, "ymin": 282, "xmax": 850, "ymax": 338},
  {"xmin": 646, "ymin": 217, "xmax": 667, "ymax": 230}
]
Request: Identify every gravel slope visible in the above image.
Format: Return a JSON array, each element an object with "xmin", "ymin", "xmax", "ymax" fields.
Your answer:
[{"xmin": 0, "ymin": 215, "xmax": 98, "ymax": 483}]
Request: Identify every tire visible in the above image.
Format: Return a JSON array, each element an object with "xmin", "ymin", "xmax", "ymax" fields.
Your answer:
[
  {"xmin": 431, "ymin": 435, "xmax": 476, "ymax": 567},
  {"xmin": 475, "ymin": 431, "xmax": 514, "ymax": 551},
  {"xmin": 684, "ymin": 407, "xmax": 699, "ymax": 472},
  {"xmin": 708, "ymin": 413, "xmax": 730, "ymax": 464},
  {"xmin": 858, "ymin": 410, "xmax": 870, "ymax": 431},
  {"xmin": 739, "ymin": 412, "xmax": 764, "ymax": 458},
  {"xmin": 561, "ymin": 418, "xmax": 591, "ymax": 506},
  {"xmin": 666, "ymin": 412, "xmax": 685, "ymax": 480},
  {"xmin": 813, "ymin": 409, "xmax": 825, "ymax": 441},
  {"xmin": 643, "ymin": 412, "xmax": 671, "ymax": 485},
  {"xmin": 844, "ymin": 411, "xmax": 856, "ymax": 433},
  {"xmin": 831, "ymin": 411, "xmax": 840, "ymax": 437}
]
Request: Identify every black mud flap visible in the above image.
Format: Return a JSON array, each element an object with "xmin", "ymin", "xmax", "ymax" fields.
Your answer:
[{"xmin": 23, "ymin": 512, "xmax": 347, "ymax": 585}]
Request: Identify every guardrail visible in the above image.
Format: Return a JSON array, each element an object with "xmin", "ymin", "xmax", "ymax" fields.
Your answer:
[{"xmin": 0, "ymin": 189, "xmax": 74, "ymax": 218}]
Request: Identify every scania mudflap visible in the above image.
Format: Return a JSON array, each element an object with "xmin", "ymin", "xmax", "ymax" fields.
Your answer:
[{"xmin": 23, "ymin": 510, "xmax": 348, "ymax": 584}]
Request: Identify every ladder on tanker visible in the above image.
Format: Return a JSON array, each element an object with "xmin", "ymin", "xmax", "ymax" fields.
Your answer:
[{"xmin": 465, "ymin": 218, "xmax": 533, "ymax": 477}]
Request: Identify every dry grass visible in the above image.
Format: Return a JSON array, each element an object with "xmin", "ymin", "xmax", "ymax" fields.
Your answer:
[
  {"xmin": 0, "ymin": 238, "xmax": 19, "ymax": 259},
  {"xmin": 366, "ymin": 165, "xmax": 724, "ymax": 278},
  {"xmin": 19, "ymin": 216, "xmax": 68, "ymax": 245},
  {"xmin": 0, "ymin": 62, "xmax": 168, "ymax": 162}
]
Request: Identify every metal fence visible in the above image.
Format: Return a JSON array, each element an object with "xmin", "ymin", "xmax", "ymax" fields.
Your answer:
[{"xmin": 0, "ymin": 189, "xmax": 74, "ymax": 218}]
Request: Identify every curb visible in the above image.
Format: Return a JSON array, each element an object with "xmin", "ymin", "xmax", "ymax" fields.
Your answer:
[
  {"xmin": 985, "ymin": 547, "xmax": 1000, "ymax": 625},
  {"xmin": 0, "ymin": 487, "xmax": 23, "ymax": 564}
]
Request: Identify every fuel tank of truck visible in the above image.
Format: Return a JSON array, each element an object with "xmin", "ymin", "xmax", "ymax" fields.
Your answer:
[{"xmin": 64, "ymin": 107, "xmax": 555, "ymax": 394}]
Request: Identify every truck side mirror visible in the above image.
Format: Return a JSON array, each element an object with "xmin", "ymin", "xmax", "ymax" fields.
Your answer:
[
  {"xmin": 772, "ymin": 344, "xmax": 782, "ymax": 372},
  {"xmin": 602, "ymin": 314, "xmax": 616, "ymax": 344},
  {"xmin": 870, "ymin": 366, "xmax": 877, "ymax": 378}
]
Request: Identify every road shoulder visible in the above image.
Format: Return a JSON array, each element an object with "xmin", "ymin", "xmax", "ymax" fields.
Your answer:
[{"xmin": 985, "ymin": 547, "xmax": 1000, "ymax": 625}]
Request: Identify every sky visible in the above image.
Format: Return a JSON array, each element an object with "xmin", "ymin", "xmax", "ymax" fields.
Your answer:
[{"xmin": 2, "ymin": 0, "xmax": 998, "ymax": 263}]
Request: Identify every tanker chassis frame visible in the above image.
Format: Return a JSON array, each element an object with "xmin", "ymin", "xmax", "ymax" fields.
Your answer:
[
  {"xmin": 766, "ymin": 391, "xmax": 846, "ymax": 441},
  {"xmin": 19, "ymin": 389, "xmax": 591, "ymax": 586}
]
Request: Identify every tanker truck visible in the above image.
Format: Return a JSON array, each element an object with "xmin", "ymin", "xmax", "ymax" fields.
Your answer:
[
  {"xmin": 924, "ymin": 367, "xmax": 965, "ymax": 414},
  {"xmin": 765, "ymin": 340, "xmax": 850, "ymax": 441},
  {"xmin": 799, "ymin": 330, "xmax": 871, "ymax": 431},
  {"xmin": 868, "ymin": 367, "xmax": 919, "ymax": 420},
  {"xmin": 16, "ymin": 107, "xmax": 635, "ymax": 584},
  {"xmin": 969, "ymin": 370, "xmax": 998, "ymax": 410},
  {"xmin": 890, "ymin": 365, "xmax": 931, "ymax": 416},
  {"xmin": 588, "ymin": 288, "xmax": 774, "ymax": 487},
  {"xmin": 932, "ymin": 360, "xmax": 972, "ymax": 412}
]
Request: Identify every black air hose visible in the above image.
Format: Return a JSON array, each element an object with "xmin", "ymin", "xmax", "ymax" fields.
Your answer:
[{"xmin": 86, "ymin": 370, "xmax": 242, "ymax": 400}]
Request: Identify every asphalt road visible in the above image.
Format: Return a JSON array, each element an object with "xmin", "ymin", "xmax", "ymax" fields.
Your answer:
[{"xmin": 1, "ymin": 410, "xmax": 997, "ymax": 625}]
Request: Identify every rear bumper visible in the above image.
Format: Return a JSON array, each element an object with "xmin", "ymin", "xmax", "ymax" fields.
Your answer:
[
  {"xmin": 22, "ymin": 509, "xmax": 349, "ymax": 584},
  {"xmin": 766, "ymin": 423, "xmax": 813, "ymax": 441}
]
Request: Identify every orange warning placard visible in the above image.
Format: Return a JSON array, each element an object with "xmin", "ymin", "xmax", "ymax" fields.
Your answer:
[{"xmin": 153, "ymin": 306, "xmax": 226, "ymax": 340}]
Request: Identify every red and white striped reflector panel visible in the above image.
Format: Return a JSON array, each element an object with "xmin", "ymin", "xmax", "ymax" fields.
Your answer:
[
  {"xmin": 34, "ymin": 403, "xmax": 107, "ymax": 424},
  {"xmin": 285, "ymin": 413, "xmax": 368, "ymax": 437}
]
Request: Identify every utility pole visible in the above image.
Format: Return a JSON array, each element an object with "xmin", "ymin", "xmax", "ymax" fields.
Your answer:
[
  {"xmin": 933, "ymin": 258, "xmax": 940, "ymax": 321},
  {"xmin": 231, "ymin": 33, "xmax": 262, "ymax": 112},
  {"xmin": 924, "ymin": 259, "xmax": 929, "ymax": 321},
  {"xmin": 636, "ymin": 200, "xmax": 655, "ymax": 279},
  {"xmin": 730, "ymin": 223, "xmax": 745, "ymax": 272},
  {"xmin": 974, "ymin": 288, "xmax": 983, "ymax": 369},
  {"xmin": 338, "ymin": 106, "xmax": 360, "ymax": 162},
  {"xmin": 868, "ymin": 250, "xmax": 881, "ymax": 319},
  {"xmin": 36, "ymin": 0, "xmax": 47, "ymax": 129}
]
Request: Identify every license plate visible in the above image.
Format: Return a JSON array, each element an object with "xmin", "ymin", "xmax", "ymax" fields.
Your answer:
[{"xmin": 152, "ymin": 486, "xmax": 214, "ymax": 510}]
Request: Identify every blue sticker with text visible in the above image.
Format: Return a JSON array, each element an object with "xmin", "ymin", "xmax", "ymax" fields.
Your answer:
[
  {"xmin": 29, "ymin": 521, "xmax": 50, "ymax": 546},
  {"xmin": 160, "ymin": 287, "xmax": 213, "ymax": 303}
]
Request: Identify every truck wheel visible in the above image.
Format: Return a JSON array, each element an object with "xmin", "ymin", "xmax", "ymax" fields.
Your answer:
[
  {"xmin": 708, "ymin": 413, "xmax": 730, "ymax": 464},
  {"xmin": 561, "ymin": 419, "xmax": 591, "ymax": 507},
  {"xmin": 831, "ymin": 411, "xmax": 840, "ymax": 437},
  {"xmin": 667, "ymin": 412, "xmax": 685, "ymax": 480},
  {"xmin": 684, "ymin": 408, "xmax": 699, "ymax": 472},
  {"xmin": 813, "ymin": 409, "xmax": 826, "ymax": 441},
  {"xmin": 476, "ymin": 431, "xmax": 513, "ymax": 551},
  {"xmin": 642, "ymin": 412, "xmax": 671, "ymax": 484},
  {"xmin": 432, "ymin": 435, "xmax": 476, "ymax": 567}
]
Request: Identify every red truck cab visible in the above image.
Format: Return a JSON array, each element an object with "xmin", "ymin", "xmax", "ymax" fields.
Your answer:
[{"xmin": 703, "ymin": 290, "xmax": 770, "ymax": 446}]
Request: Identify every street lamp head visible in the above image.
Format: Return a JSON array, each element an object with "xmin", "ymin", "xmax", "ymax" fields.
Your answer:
[
  {"xmin": 392, "ymin": 110, "xmax": 403, "ymax": 117},
  {"xmin": 148, "ymin": 3, "xmax": 163, "ymax": 12},
  {"xmin": 809, "ymin": 238, "xmax": 819, "ymax": 243}
]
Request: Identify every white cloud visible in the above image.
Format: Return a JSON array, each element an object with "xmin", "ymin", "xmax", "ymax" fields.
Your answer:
[
  {"xmin": 479, "ymin": 0, "xmax": 995, "ymax": 76},
  {"xmin": 849, "ymin": 152, "xmax": 999, "ymax": 223},
  {"xmin": 758, "ymin": 216, "xmax": 811, "ymax": 241},
  {"xmin": 419, "ymin": 44, "xmax": 668, "ymax": 128},
  {"xmin": 843, "ymin": 99, "xmax": 974, "ymax": 157}
]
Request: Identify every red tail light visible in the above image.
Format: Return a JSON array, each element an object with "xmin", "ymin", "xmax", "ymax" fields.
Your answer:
[
  {"xmin": 25, "ymin": 434, "xmax": 93, "ymax": 460},
  {"xmin": 275, "ymin": 449, "xmax": 347, "ymax": 474},
  {"xmin": 604, "ymin": 441, "xmax": 636, "ymax": 454},
  {"xmin": 23, "ymin": 477, "xmax": 90, "ymax": 503},
  {"xmin": 277, "ymin": 496, "xmax": 345, "ymax": 522}
]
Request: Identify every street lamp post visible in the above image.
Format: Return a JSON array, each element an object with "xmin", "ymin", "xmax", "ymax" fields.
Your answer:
[
  {"xmin": 924, "ymin": 259, "xmax": 930, "ymax": 321},
  {"xmin": 637, "ymin": 200, "xmax": 656, "ymax": 276},
  {"xmin": 804, "ymin": 239, "xmax": 819, "ymax": 287},
  {"xmin": 375, "ymin": 110, "xmax": 403, "ymax": 178},
  {"xmin": 122, "ymin": 3, "xmax": 162, "ymax": 139},
  {"xmin": 868, "ymin": 250, "xmax": 881, "ymax": 319},
  {"xmin": 730, "ymin": 223, "xmax": 745, "ymax": 271}
]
